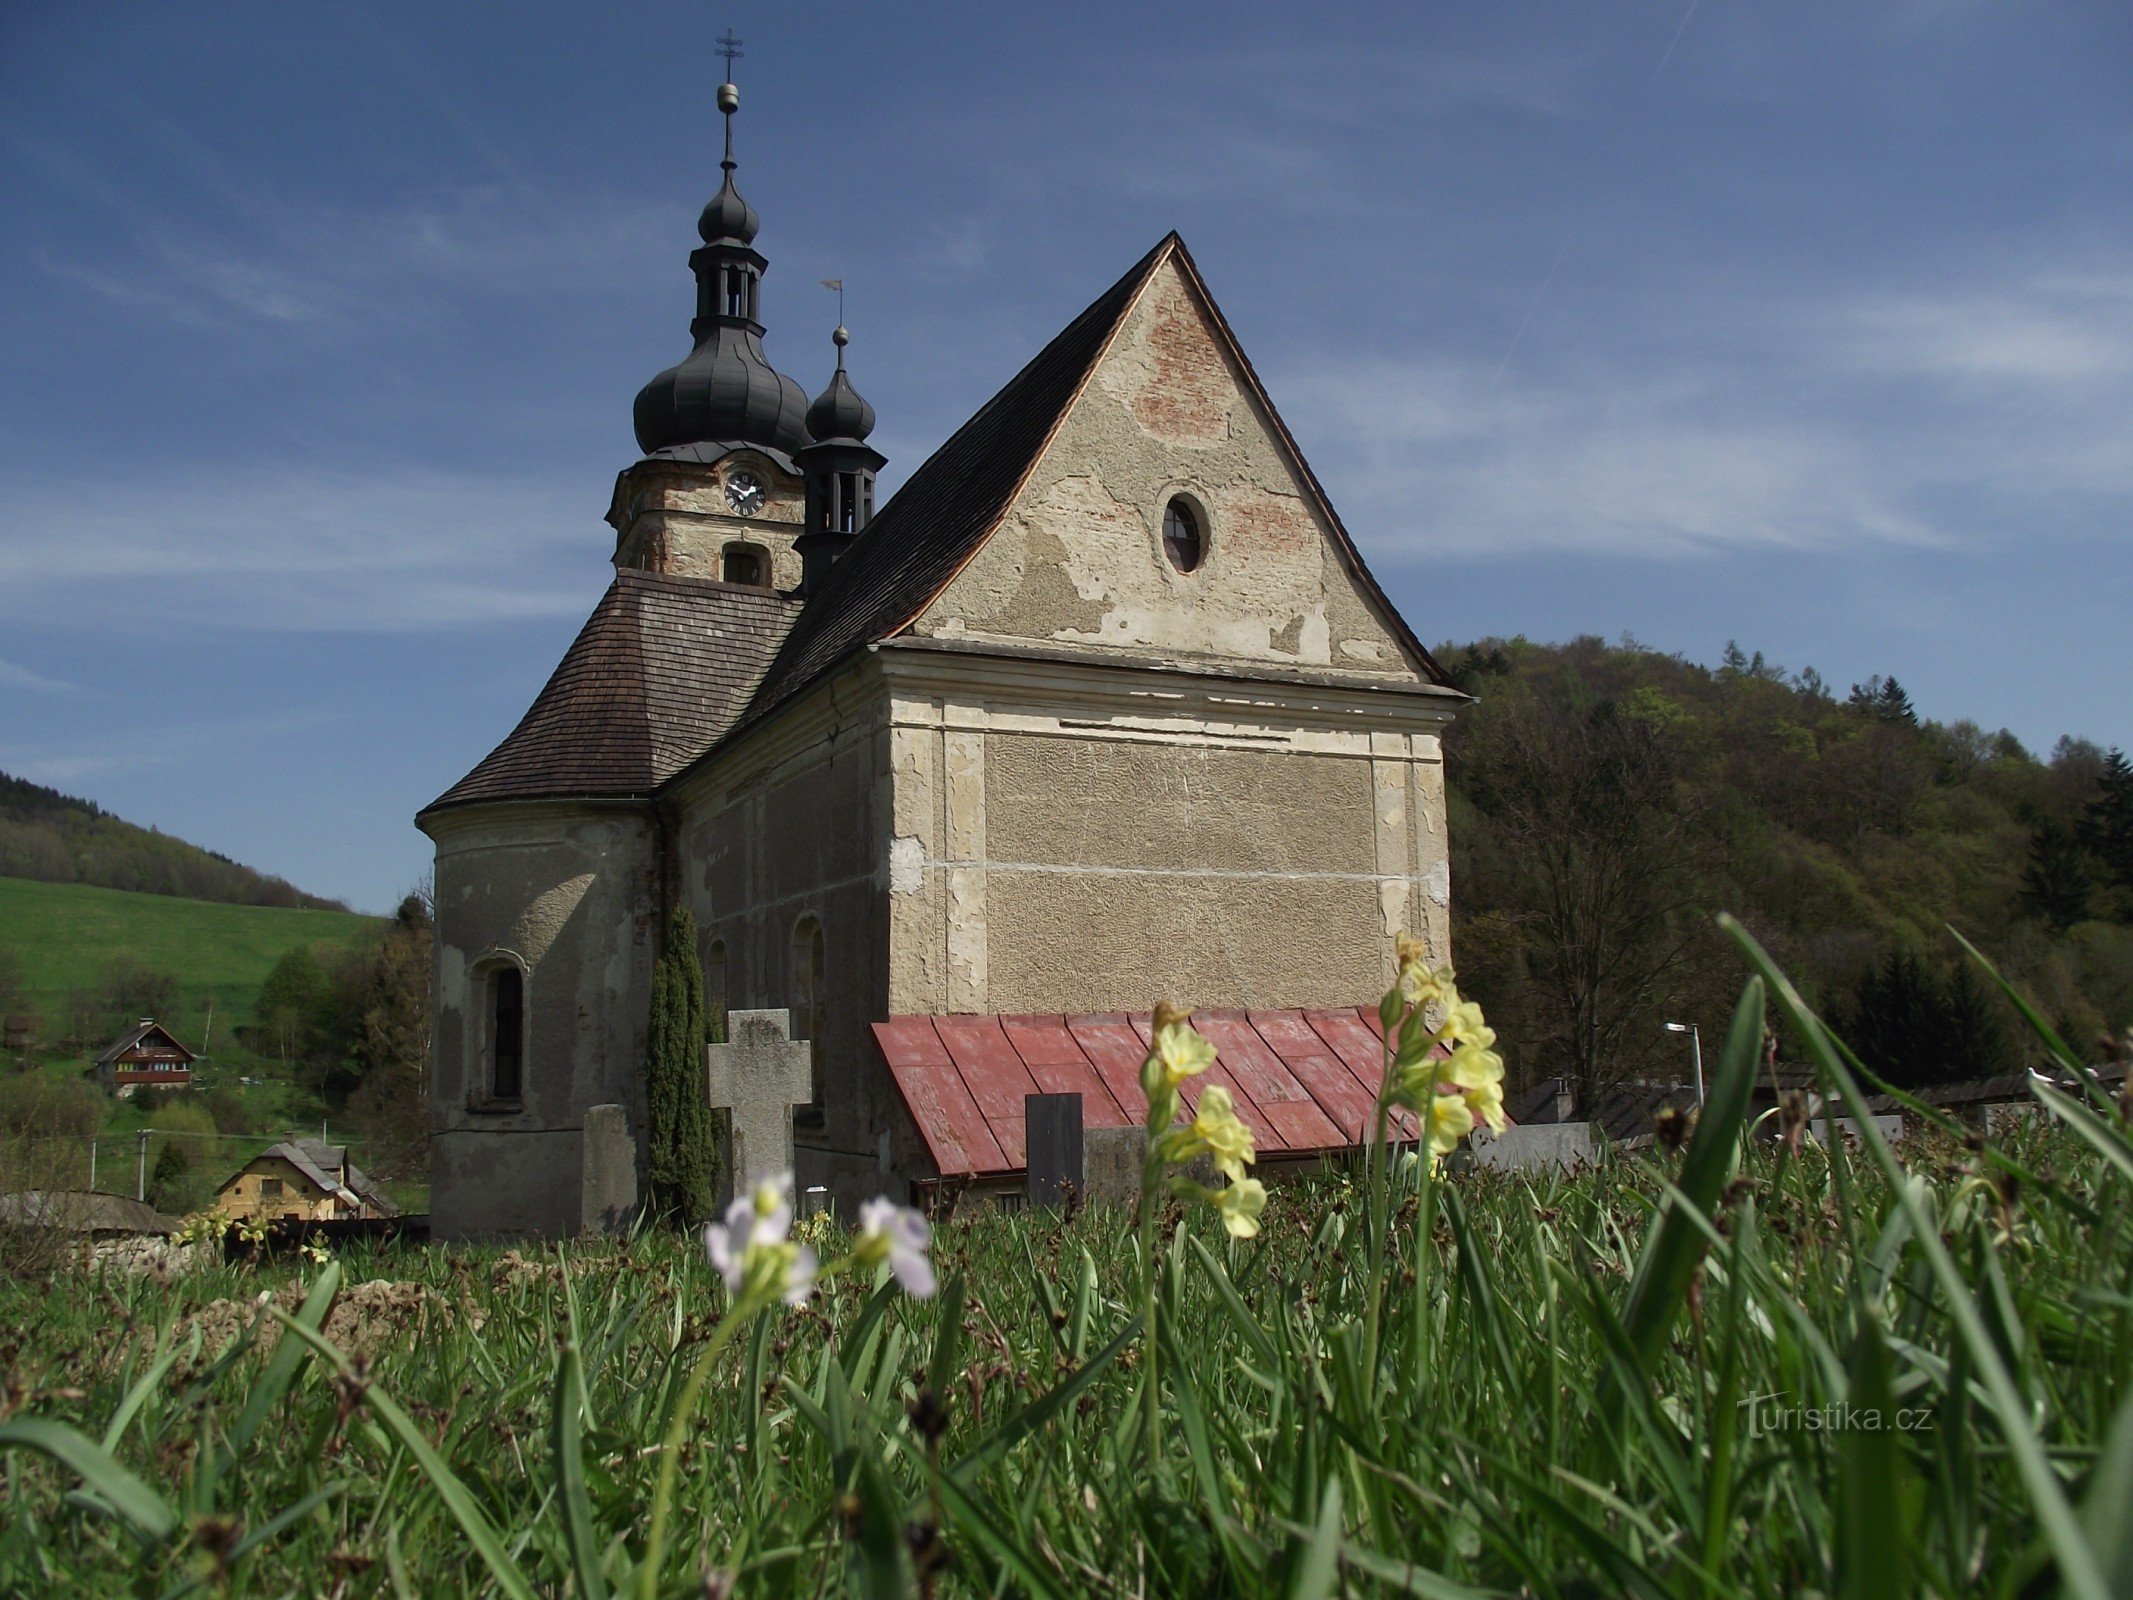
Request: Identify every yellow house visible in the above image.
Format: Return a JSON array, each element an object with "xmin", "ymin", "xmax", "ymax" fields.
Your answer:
[{"xmin": 212, "ymin": 1141, "xmax": 394, "ymax": 1223}]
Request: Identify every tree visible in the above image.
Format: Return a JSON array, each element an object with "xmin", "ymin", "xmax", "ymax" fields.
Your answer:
[
  {"xmin": 100, "ymin": 956, "xmax": 178, "ymax": 1025},
  {"xmin": 1848, "ymin": 675, "xmax": 1918, "ymax": 727},
  {"xmin": 1836, "ymin": 950, "xmax": 2015, "ymax": 1089},
  {"xmin": 345, "ymin": 894, "xmax": 434, "ymax": 1179},
  {"xmin": 253, "ymin": 946, "xmax": 326, "ymax": 1071},
  {"xmin": 1458, "ymin": 685, "xmax": 1713, "ymax": 1112},
  {"xmin": 0, "ymin": 944, "xmax": 23, "ymax": 1016},
  {"xmin": 2022, "ymin": 821, "xmax": 2097, "ymax": 931},
  {"xmin": 644, "ymin": 904, "xmax": 717, "ymax": 1225},
  {"xmin": 2080, "ymin": 748, "xmax": 2133, "ymax": 895}
]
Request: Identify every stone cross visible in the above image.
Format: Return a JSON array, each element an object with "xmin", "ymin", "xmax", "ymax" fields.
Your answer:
[{"xmin": 706, "ymin": 1009, "xmax": 815, "ymax": 1203}]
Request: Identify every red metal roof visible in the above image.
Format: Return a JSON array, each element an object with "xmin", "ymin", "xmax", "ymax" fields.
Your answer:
[{"xmin": 873, "ymin": 1008, "xmax": 1422, "ymax": 1179}]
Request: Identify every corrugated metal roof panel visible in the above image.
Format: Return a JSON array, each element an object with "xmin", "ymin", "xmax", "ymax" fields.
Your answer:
[{"xmin": 874, "ymin": 1006, "xmax": 1426, "ymax": 1180}]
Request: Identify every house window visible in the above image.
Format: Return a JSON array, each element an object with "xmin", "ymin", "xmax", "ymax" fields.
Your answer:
[
  {"xmin": 722, "ymin": 544, "xmax": 767, "ymax": 586},
  {"xmin": 488, "ymin": 966, "xmax": 524, "ymax": 1101},
  {"xmin": 792, "ymin": 916, "xmax": 826, "ymax": 1128},
  {"xmin": 260, "ymin": 1177, "xmax": 283, "ymax": 1198},
  {"xmin": 1162, "ymin": 498, "xmax": 1204, "ymax": 573}
]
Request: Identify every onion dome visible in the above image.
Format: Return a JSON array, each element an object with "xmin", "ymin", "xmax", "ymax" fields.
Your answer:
[
  {"xmin": 805, "ymin": 327, "xmax": 877, "ymax": 444},
  {"xmin": 631, "ymin": 79, "xmax": 809, "ymax": 461}
]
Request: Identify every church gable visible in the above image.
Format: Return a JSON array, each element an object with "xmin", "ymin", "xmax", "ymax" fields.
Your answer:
[{"xmin": 912, "ymin": 244, "xmax": 1436, "ymax": 682}]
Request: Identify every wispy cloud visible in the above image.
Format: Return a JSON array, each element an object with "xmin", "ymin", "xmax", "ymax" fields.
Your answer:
[
  {"xmin": 0, "ymin": 464, "xmax": 604, "ymax": 631},
  {"xmin": 0, "ymin": 656, "xmax": 83, "ymax": 695},
  {"xmin": 1285, "ymin": 252, "xmax": 2133, "ymax": 564}
]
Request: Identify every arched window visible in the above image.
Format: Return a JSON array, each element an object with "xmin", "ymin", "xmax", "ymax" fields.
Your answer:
[
  {"xmin": 792, "ymin": 916, "xmax": 826, "ymax": 1128},
  {"xmin": 722, "ymin": 544, "xmax": 767, "ymax": 586},
  {"xmin": 487, "ymin": 965, "xmax": 524, "ymax": 1101},
  {"xmin": 706, "ymin": 939, "xmax": 729, "ymax": 1043},
  {"xmin": 1162, "ymin": 498, "xmax": 1204, "ymax": 573}
]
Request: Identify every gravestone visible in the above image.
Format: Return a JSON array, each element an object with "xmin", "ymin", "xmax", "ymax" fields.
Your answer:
[
  {"xmin": 1469, "ymin": 1122, "xmax": 1595, "ymax": 1173},
  {"xmin": 706, "ymin": 1009, "xmax": 815, "ymax": 1203},
  {"xmin": 1026, "ymin": 1093, "xmax": 1084, "ymax": 1209},
  {"xmin": 579, "ymin": 1104, "xmax": 638, "ymax": 1234}
]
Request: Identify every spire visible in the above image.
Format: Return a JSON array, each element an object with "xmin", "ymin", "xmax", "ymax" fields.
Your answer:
[
  {"xmin": 631, "ymin": 39, "xmax": 809, "ymax": 461},
  {"xmin": 795, "ymin": 310, "xmax": 888, "ymax": 592}
]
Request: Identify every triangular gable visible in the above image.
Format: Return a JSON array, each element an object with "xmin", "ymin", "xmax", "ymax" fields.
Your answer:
[{"xmin": 912, "ymin": 239, "xmax": 1448, "ymax": 682}]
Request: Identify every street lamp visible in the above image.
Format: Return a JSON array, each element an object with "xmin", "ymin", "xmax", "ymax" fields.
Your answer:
[{"xmin": 1664, "ymin": 1021, "xmax": 1705, "ymax": 1108}]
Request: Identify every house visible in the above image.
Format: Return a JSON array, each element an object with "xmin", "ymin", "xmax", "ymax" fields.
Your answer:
[
  {"xmin": 94, "ymin": 1020, "xmax": 195, "ymax": 1097},
  {"xmin": 212, "ymin": 1141, "xmax": 396, "ymax": 1223},
  {"xmin": 418, "ymin": 72, "xmax": 1466, "ymax": 1237}
]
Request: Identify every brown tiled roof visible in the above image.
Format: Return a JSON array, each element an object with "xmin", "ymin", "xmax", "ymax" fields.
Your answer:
[
  {"xmin": 425, "ymin": 570, "xmax": 798, "ymax": 812},
  {"xmin": 94, "ymin": 1020, "xmax": 195, "ymax": 1067}
]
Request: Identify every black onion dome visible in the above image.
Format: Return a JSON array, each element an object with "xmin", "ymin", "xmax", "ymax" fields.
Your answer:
[
  {"xmin": 698, "ymin": 171, "xmax": 759, "ymax": 246},
  {"xmin": 634, "ymin": 331, "xmax": 810, "ymax": 458},
  {"xmin": 806, "ymin": 341, "xmax": 876, "ymax": 444}
]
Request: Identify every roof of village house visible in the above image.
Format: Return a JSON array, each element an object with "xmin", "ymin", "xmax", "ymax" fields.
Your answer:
[
  {"xmin": 430, "ymin": 232, "xmax": 1458, "ymax": 816},
  {"xmin": 425, "ymin": 572, "xmax": 799, "ymax": 812},
  {"xmin": 0, "ymin": 1190, "xmax": 181, "ymax": 1234},
  {"xmin": 874, "ymin": 1007, "xmax": 1436, "ymax": 1179},
  {"xmin": 220, "ymin": 1140, "xmax": 396, "ymax": 1215},
  {"xmin": 94, "ymin": 1020, "xmax": 195, "ymax": 1068}
]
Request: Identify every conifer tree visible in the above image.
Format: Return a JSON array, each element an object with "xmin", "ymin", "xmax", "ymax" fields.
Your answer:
[
  {"xmin": 2080, "ymin": 747, "xmax": 2133, "ymax": 895},
  {"xmin": 2022, "ymin": 820, "xmax": 2097, "ymax": 931},
  {"xmin": 645, "ymin": 905, "xmax": 717, "ymax": 1224}
]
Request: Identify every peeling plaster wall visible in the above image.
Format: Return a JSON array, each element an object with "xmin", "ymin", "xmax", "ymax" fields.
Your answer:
[
  {"xmin": 425, "ymin": 807, "xmax": 657, "ymax": 1240},
  {"xmin": 882, "ymin": 664, "xmax": 1454, "ymax": 1024},
  {"xmin": 913, "ymin": 257, "xmax": 1420, "ymax": 678},
  {"xmin": 671, "ymin": 676, "xmax": 896, "ymax": 1210}
]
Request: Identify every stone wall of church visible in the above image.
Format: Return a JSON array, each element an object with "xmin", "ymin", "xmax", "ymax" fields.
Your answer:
[
  {"xmin": 425, "ymin": 805, "xmax": 658, "ymax": 1240},
  {"xmin": 912, "ymin": 255, "xmax": 1421, "ymax": 681},
  {"xmin": 668, "ymin": 678, "xmax": 895, "ymax": 1211},
  {"xmin": 608, "ymin": 451, "xmax": 807, "ymax": 589},
  {"xmin": 881, "ymin": 656, "xmax": 1455, "ymax": 1024}
]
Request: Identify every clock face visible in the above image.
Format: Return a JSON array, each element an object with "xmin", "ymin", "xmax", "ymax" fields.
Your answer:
[{"xmin": 725, "ymin": 471, "xmax": 766, "ymax": 516}]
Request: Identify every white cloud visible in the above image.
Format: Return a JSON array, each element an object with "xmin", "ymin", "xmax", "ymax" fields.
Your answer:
[
  {"xmin": 0, "ymin": 464, "xmax": 606, "ymax": 631},
  {"xmin": 0, "ymin": 657, "xmax": 83, "ymax": 694}
]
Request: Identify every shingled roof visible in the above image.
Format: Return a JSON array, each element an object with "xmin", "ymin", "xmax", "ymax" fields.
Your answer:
[{"xmin": 425, "ymin": 570, "xmax": 798, "ymax": 812}]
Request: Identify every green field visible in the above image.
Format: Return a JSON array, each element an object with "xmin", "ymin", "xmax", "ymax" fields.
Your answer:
[{"xmin": 0, "ymin": 875, "xmax": 378, "ymax": 1058}]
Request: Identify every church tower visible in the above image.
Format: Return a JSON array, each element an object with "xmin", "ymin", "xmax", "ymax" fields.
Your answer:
[
  {"xmin": 607, "ymin": 71, "xmax": 816, "ymax": 590},
  {"xmin": 793, "ymin": 325, "xmax": 886, "ymax": 592}
]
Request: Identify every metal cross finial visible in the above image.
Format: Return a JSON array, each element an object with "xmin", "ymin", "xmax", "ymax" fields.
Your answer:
[{"xmin": 716, "ymin": 28, "xmax": 744, "ymax": 78}]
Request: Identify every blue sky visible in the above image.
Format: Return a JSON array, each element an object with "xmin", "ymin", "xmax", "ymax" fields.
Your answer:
[{"xmin": 2, "ymin": 2, "xmax": 2129, "ymax": 913}]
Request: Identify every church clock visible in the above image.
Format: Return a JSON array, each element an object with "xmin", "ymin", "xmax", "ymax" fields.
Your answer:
[{"xmin": 725, "ymin": 470, "xmax": 766, "ymax": 516}]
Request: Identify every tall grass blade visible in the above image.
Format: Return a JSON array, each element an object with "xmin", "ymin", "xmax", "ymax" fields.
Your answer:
[{"xmin": 0, "ymin": 1416, "xmax": 176, "ymax": 1547}]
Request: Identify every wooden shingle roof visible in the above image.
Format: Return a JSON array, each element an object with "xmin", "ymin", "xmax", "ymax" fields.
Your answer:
[{"xmin": 425, "ymin": 570, "xmax": 798, "ymax": 812}]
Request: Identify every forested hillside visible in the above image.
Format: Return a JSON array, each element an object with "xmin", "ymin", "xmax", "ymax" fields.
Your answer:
[
  {"xmin": 1441, "ymin": 636, "xmax": 2132, "ymax": 1109},
  {"xmin": 0, "ymin": 770, "xmax": 343, "ymax": 910}
]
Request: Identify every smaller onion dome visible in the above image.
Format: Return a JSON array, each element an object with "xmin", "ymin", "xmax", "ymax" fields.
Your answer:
[
  {"xmin": 805, "ymin": 327, "xmax": 877, "ymax": 443},
  {"xmin": 698, "ymin": 170, "xmax": 759, "ymax": 246}
]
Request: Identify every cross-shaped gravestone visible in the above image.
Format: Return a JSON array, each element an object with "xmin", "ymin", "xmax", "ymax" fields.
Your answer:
[{"xmin": 706, "ymin": 1009, "xmax": 814, "ymax": 1203}]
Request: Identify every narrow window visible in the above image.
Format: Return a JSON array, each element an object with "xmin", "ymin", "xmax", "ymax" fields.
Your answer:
[
  {"xmin": 706, "ymin": 940, "xmax": 729, "ymax": 1042},
  {"xmin": 793, "ymin": 917, "xmax": 826, "ymax": 1127},
  {"xmin": 260, "ymin": 1177, "xmax": 283, "ymax": 1198},
  {"xmin": 489, "ymin": 966, "xmax": 524, "ymax": 1100},
  {"xmin": 722, "ymin": 545, "xmax": 765, "ymax": 586},
  {"xmin": 724, "ymin": 267, "xmax": 748, "ymax": 318},
  {"xmin": 837, "ymin": 472, "xmax": 859, "ymax": 533},
  {"xmin": 1162, "ymin": 499, "xmax": 1204, "ymax": 573}
]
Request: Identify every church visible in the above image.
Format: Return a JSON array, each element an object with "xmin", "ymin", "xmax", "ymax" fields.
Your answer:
[{"xmin": 417, "ymin": 74, "xmax": 1467, "ymax": 1238}]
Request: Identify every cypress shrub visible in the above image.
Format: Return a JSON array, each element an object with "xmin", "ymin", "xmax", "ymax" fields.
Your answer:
[{"xmin": 645, "ymin": 905, "xmax": 717, "ymax": 1224}]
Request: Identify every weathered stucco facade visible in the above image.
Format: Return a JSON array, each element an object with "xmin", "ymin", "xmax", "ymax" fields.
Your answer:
[{"xmin": 420, "ymin": 219, "xmax": 1463, "ymax": 1236}]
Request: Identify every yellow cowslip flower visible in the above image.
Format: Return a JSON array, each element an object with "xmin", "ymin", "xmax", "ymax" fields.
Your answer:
[
  {"xmin": 1214, "ymin": 1177, "xmax": 1268, "ymax": 1239},
  {"xmin": 1446, "ymin": 1041, "xmax": 1503, "ymax": 1091},
  {"xmin": 1181, "ymin": 1084, "xmax": 1256, "ymax": 1181},
  {"xmin": 1149, "ymin": 1009, "xmax": 1218, "ymax": 1091},
  {"xmin": 1423, "ymin": 1090, "xmax": 1474, "ymax": 1155},
  {"xmin": 1463, "ymin": 1077, "xmax": 1508, "ymax": 1134},
  {"xmin": 1436, "ymin": 1000, "xmax": 1494, "ymax": 1052}
]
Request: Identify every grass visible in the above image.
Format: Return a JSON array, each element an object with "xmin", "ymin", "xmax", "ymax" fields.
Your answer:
[
  {"xmin": 0, "ymin": 875, "xmax": 378, "ymax": 1047},
  {"xmin": 1, "ymin": 934, "xmax": 2128, "ymax": 1597}
]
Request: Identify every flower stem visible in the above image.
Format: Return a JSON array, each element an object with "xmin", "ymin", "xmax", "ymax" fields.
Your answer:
[{"xmin": 639, "ymin": 1295, "xmax": 758, "ymax": 1600}]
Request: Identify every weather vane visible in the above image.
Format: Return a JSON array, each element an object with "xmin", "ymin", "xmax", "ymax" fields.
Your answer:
[
  {"xmin": 716, "ymin": 28, "xmax": 743, "ymax": 80},
  {"xmin": 820, "ymin": 278, "xmax": 845, "ymax": 325}
]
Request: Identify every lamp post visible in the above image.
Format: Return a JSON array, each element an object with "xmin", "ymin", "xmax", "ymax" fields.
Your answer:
[{"xmin": 1664, "ymin": 1021, "xmax": 1705, "ymax": 1108}]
